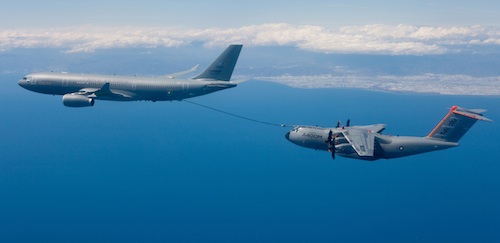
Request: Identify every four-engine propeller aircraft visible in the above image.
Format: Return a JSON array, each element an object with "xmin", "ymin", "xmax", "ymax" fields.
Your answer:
[
  {"xmin": 285, "ymin": 106, "xmax": 492, "ymax": 161},
  {"xmin": 18, "ymin": 44, "xmax": 243, "ymax": 107}
]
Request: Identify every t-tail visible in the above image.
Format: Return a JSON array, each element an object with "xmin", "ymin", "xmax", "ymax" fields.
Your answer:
[
  {"xmin": 427, "ymin": 106, "xmax": 492, "ymax": 143},
  {"xmin": 193, "ymin": 44, "xmax": 243, "ymax": 81}
]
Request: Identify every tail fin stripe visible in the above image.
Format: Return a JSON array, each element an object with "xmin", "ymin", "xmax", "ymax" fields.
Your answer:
[
  {"xmin": 427, "ymin": 105, "xmax": 491, "ymax": 143},
  {"xmin": 453, "ymin": 110, "xmax": 493, "ymax": 122},
  {"xmin": 427, "ymin": 109, "xmax": 454, "ymax": 139}
]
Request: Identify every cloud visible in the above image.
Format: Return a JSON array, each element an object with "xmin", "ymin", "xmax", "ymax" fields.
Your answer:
[
  {"xmin": 1, "ymin": 24, "xmax": 500, "ymax": 54},
  {"xmin": 256, "ymin": 73, "xmax": 500, "ymax": 96}
]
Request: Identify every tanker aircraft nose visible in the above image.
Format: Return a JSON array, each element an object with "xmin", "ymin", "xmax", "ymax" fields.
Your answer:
[
  {"xmin": 18, "ymin": 76, "xmax": 33, "ymax": 90},
  {"xmin": 18, "ymin": 77, "xmax": 27, "ymax": 87}
]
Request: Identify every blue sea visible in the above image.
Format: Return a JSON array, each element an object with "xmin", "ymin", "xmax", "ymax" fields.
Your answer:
[{"xmin": 1, "ymin": 74, "xmax": 499, "ymax": 242}]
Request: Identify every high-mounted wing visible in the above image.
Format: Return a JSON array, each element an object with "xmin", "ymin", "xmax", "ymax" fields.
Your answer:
[
  {"xmin": 164, "ymin": 64, "xmax": 200, "ymax": 79},
  {"xmin": 354, "ymin": 124, "xmax": 386, "ymax": 134},
  {"xmin": 342, "ymin": 129, "xmax": 375, "ymax": 157}
]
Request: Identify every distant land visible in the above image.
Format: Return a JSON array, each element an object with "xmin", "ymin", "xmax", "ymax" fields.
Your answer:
[{"xmin": 3, "ymin": 46, "xmax": 500, "ymax": 95}]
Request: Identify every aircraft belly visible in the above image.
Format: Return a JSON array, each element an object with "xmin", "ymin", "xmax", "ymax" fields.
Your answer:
[
  {"xmin": 32, "ymin": 86, "xmax": 73, "ymax": 95},
  {"xmin": 293, "ymin": 136, "xmax": 328, "ymax": 150},
  {"xmin": 309, "ymin": 140, "xmax": 329, "ymax": 150}
]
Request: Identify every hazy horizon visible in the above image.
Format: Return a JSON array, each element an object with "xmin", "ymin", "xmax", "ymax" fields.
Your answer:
[{"xmin": 2, "ymin": 1, "xmax": 500, "ymax": 242}]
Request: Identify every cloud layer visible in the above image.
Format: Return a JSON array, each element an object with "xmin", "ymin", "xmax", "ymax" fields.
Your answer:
[
  {"xmin": 256, "ymin": 74, "xmax": 500, "ymax": 96},
  {"xmin": 3, "ymin": 24, "xmax": 500, "ymax": 96},
  {"xmin": 1, "ymin": 24, "xmax": 500, "ymax": 54}
]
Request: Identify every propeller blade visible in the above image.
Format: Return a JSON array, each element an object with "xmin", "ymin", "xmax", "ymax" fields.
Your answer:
[
  {"xmin": 327, "ymin": 130, "xmax": 335, "ymax": 160},
  {"xmin": 326, "ymin": 130, "xmax": 333, "ymax": 144}
]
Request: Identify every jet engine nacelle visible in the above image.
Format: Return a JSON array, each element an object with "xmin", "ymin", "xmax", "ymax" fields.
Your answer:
[{"xmin": 62, "ymin": 94, "xmax": 94, "ymax": 107}]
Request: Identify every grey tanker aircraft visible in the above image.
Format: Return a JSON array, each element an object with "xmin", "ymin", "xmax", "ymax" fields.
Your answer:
[
  {"xmin": 18, "ymin": 45, "xmax": 243, "ymax": 107},
  {"xmin": 285, "ymin": 106, "xmax": 491, "ymax": 161}
]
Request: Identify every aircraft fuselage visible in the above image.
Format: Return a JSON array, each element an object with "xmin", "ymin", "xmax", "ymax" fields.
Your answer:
[
  {"xmin": 285, "ymin": 106, "xmax": 491, "ymax": 161},
  {"xmin": 285, "ymin": 126, "xmax": 458, "ymax": 160},
  {"xmin": 18, "ymin": 44, "xmax": 243, "ymax": 107},
  {"xmin": 19, "ymin": 72, "xmax": 236, "ymax": 102}
]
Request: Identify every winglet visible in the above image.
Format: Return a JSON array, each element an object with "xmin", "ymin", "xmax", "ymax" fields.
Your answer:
[
  {"xmin": 98, "ymin": 82, "xmax": 112, "ymax": 94},
  {"xmin": 88, "ymin": 82, "xmax": 112, "ymax": 98},
  {"xmin": 165, "ymin": 64, "xmax": 200, "ymax": 79},
  {"xmin": 228, "ymin": 79, "xmax": 249, "ymax": 84}
]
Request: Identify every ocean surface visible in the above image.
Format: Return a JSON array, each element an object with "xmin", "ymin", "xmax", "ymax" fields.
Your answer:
[{"xmin": 1, "ymin": 74, "xmax": 499, "ymax": 242}]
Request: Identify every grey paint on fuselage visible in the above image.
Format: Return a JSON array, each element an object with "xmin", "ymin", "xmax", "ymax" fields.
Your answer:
[
  {"xmin": 20, "ymin": 72, "xmax": 235, "ymax": 101},
  {"xmin": 286, "ymin": 126, "xmax": 458, "ymax": 160},
  {"xmin": 285, "ymin": 106, "xmax": 491, "ymax": 161},
  {"xmin": 18, "ymin": 44, "xmax": 243, "ymax": 106}
]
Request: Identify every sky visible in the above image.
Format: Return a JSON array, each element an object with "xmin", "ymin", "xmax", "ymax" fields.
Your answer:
[
  {"xmin": 2, "ymin": 1, "xmax": 500, "ymax": 242},
  {"xmin": 2, "ymin": 1, "xmax": 500, "ymax": 54},
  {"xmin": 4, "ymin": 0, "xmax": 500, "ymax": 28},
  {"xmin": 2, "ymin": 1, "xmax": 500, "ymax": 95}
]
